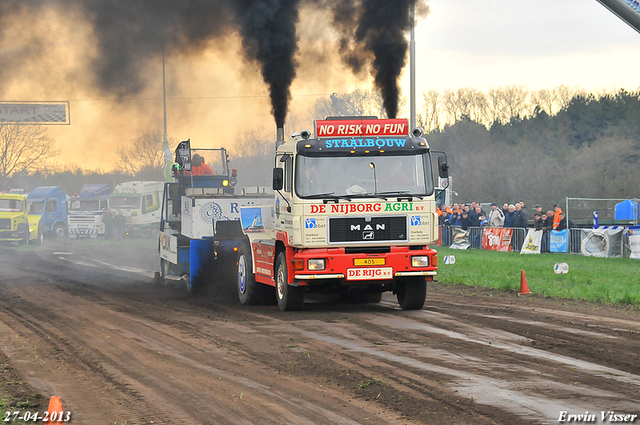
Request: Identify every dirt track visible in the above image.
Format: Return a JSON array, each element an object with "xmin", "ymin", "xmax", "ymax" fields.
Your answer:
[{"xmin": 0, "ymin": 241, "xmax": 639, "ymax": 424}]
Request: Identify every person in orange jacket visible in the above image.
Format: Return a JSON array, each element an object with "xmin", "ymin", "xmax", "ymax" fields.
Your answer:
[
  {"xmin": 552, "ymin": 204, "xmax": 563, "ymax": 229},
  {"xmin": 189, "ymin": 154, "xmax": 215, "ymax": 175}
]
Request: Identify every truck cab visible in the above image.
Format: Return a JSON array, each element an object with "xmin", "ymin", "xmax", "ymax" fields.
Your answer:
[
  {"xmin": 67, "ymin": 184, "xmax": 111, "ymax": 238},
  {"xmin": 238, "ymin": 117, "xmax": 449, "ymax": 311},
  {"xmin": 109, "ymin": 181, "xmax": 164, "ymax": 237},
  {"xmin": 0, "ymin": 192, "xmax": 30, "ymax": 244},
  {"xmin": 27, "ymin": 186, "xmax": 68, "ymax": 241}
]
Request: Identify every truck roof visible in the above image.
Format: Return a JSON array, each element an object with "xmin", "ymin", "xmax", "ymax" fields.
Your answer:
[
  {"xmin": 27, "ymin": 186, "xmax": 65, "ymax": 199},
  {"xmin": 77, "ymin": 183, "xmax": 110, "ymax": 199},
  {"xmin": 111, "ymin": 181, "xmax": 164, "ymax": 195},
  {"xmin": 0, "ymin": 193, "xmax": 27, "ymax": 201}
]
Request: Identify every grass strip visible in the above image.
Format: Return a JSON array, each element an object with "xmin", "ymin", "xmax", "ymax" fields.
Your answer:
[{"xmin": 435, "ymin": 246, "xmax": 640, "ymax": 305}]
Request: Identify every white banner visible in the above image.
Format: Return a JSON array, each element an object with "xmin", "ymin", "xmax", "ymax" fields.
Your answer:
[
  {"xmin": 630, "ymin": 234, "xmax": 640, "ymax": 260},
  {"xmin": 520, "ymin": 229, "xmax": 542, "ymax": 254},
  {"xmin": 580, "ymin": 229, "xmax": 623, "ymax": 258}
]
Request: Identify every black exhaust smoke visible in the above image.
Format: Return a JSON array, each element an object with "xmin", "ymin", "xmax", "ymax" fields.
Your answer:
[
  {"xmin": 0, "ymin": 0, "xmax": 427, "ymax": 124},
  {"xmin": 231, "ymin": 0, "xmax": 301, "ymax": 129},
  {"xmin": 325, "ymin": 0, "xmax": 428, "ymax": 119}
]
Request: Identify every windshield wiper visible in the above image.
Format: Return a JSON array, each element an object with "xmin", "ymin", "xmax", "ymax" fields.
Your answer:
[
  {"xmin": 304, "ymin": 192, "xmax": 353, "ymax": 202},
  {"xmin": 348, "ymin": 192, "xmax": 388, "ymax": 200},
  {"xmin": 375, "ymin": 190, "xmax": 424, "ymax": 200}
]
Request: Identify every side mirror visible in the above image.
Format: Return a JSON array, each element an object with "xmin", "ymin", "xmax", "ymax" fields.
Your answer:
[
  {"xmin": 437, "ymin": 155, "xmax": 449, "ymax": 179},
  {"xmin": 272, "ymin": 168, "xmax": 284, "ymax": 191}
]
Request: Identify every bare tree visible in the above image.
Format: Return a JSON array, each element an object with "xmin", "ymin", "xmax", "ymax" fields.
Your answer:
[
  {"xmin": 501, "ymin": 85, "xmax": 529, "ymax": 121},
  {"xmin": 0, "ymin": 124, "xmax": 60, "ymax": 190},
  {"xmin": 117, "ymin": 130, "xmax": 177, "ymax": 176},
  {"xmin": 441, "ymin": 87, "xmax": 487, "ymax": 125},
  {"xmin": 531, "ymin": 88, "xmax": 556, "ymax": 115},
  {"xmin": 554, "ymin": 85, "xmax": 585, "ymax": 111},
  {"xmin": 308, "ymin": 89, "xmax": 387, "ymax": 120},
  {"xmin": 487, "ymin": 87, "xmax": 507, "ymax": 124},
  {"xmin": 232, "ymin": 127, "xmax": 273, "ymax": 159},
  {"xmin": 418, "ymin": 90, "xmax": 440, "ymax": 132}
]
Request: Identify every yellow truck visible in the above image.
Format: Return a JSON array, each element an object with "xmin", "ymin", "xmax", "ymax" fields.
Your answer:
[{"xmin": 0, "ymin": 192, "xmax": 30, "ymax": 245}]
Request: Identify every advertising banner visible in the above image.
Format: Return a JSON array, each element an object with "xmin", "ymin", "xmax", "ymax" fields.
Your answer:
[
  {"xmin": 630, "ymin": 234, "xmax": 640, "ymax": 259},
  {"xmin": 550, "ymin": 229, "xmax": 568, "ymax": 253},
  {"xmin": 520, "ymin": 229, "xmax": 543, "ymax": 254},
  {"xmin": 449, "ymin": 227, "xmax": 470, "ymax": 250},
  {"xmin": 481, "ymin": 227, "xmax": 513, "ymax": 252},
  {"xmin": 580, "ymin": 229, "xmax": 623, "ymax": 258}
]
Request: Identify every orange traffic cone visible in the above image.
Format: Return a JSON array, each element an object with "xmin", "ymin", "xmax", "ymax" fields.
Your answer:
[
  {"xmin": 45, "ymin": 396, "xmax": 64, "ymax": 425},
  {"xmin": 518, "ymin": 270, "xmax": 530, "ymax": 295}
]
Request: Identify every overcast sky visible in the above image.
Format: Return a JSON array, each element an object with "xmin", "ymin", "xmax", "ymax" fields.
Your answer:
[{"xmin": 409, "ymin": 0, "xmax": 640, "ymax": 93}]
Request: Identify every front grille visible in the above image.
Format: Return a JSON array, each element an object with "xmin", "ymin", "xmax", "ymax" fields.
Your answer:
[
  {"xmin": 345, "ymin": 246, "xmax": 391, "ymax": 254},
  {"xmin": 328, "ymin": 216, "xmax": 407, "ymax": 243},
  {"xmin": 0, "ymin": 219, "xmax": 11, "ymax": 230},
  {"xmin": 69, "ymin": 216, "xmax": 98, "ymax": 224}
]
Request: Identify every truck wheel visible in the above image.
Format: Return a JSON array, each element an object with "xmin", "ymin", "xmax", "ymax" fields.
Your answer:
[
  {"xmin": 275, "ymin": 252, "xmax": 304, "ymax": 311},
  {"xmin": 396, "ymin": 277, "xmax": 427, "ymax": 310},
  {"xmin": 53, "ymin": 223, "xmax": 67, "ymax": 238},
  {"xmin": 237, "ymin": 245, "xmax": 264, "ymax": 305}
]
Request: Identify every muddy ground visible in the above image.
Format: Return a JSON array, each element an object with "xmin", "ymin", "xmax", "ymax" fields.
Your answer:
[{"xmin": 0, "ymin": 240, "xmax": 639, "ymax": 424}]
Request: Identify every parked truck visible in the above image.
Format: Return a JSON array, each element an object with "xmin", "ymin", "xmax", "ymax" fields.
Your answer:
[
  {"xmin": 67, "ymin": 184, "xmax": 111, "ymax": 238},
  {"xmin": 159, "ymin": 117, "xmax": 448, "ymax": 311},
  {"xmin": 27, "ymin": 186, "xmax": 68, "ymax": 241},
  {"xmin": 109, "ymin": 181, "xmax": 164, "ymax": 237},
  {"xmin": 0, "ymin": 192, "xmax": 30, "ymax": 244}
]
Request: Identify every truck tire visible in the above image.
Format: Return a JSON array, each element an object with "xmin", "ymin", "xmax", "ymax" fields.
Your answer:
[
  {"xmin": 275, "ymin": 252, "xmax": 304, "ymax": 311},
  {"xmin": 396, "ymin": 277, "xmax": 427, "ymax": 310},
  {"xmin": 237, "ymin": 245, "xmax": 264, "ymax": 305},
  {"xmin": 53, "ymin": 222, "xmax": 67, "ymax": 239}
]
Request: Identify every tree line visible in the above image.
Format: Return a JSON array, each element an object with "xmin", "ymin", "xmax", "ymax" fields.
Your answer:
[{"xmin": 2, "ymin": 86, "xmax": 639, "ymax": 210}]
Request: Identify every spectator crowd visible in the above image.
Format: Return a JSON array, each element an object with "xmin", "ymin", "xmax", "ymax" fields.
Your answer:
[{"xmin": 437, "ymin": 201, "xmax": 574, "ymax": 231}]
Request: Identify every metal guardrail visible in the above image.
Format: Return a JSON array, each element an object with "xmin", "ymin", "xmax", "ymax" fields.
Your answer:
[{"xmin": 436, "ymin": 226, "xmax": 609, "ymax": 255}]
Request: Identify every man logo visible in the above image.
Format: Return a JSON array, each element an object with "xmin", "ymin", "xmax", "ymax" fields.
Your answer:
[
  {"xmin": 363, "ymin": 231, "xmax": 374, "ymax": 240},
  {"xmin": 351, "ymin": 224, "xmax": 385, "ymax": 231},
  {"xmin": 411, "ymin": 215, "xmax": 421, "ymax": 226},
  {"xmin": 305, "ymin": 218, "xmax": 316, "ymax": 229}
]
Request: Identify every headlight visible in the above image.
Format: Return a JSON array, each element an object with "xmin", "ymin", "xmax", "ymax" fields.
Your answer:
[
  {"xmin": 411, "ymin": 256, "xmax": 430, "ymax": 267},
  {"xmin": 307, "ymin": 259, "xmax": 326, "ymax": 271},
  {"xmin": 222, "ymin": 179, "xmax": 229, "ymax": 187}
]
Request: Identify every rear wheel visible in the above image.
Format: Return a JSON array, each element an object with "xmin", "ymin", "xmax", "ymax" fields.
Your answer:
[
  {"xmin": 275, "ymin": 252, "xmax": 304, "ymax": 311},
  {"xmin": 396, "ymin": 277, "xmax": 427, "ymax": 310},
  {"xmin": 237, "ymin": 245, "xmax": 265, "ymax": 305}
]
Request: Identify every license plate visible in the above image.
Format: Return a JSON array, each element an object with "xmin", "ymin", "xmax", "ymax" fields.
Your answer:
[
  {"xmin": 346, "ymin": 267, "xmax": 393, "ymax": 281},
  {"xmin": 353, "ymin": 258, "xmax": 385, "ymax": 266}
]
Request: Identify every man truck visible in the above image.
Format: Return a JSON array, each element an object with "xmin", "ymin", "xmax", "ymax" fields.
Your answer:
[
  {"xmin": 67, "ymin": 183, "xmax": 110, "ymax": 238},
  {"xmin": 159, "ymin": 117, "xmax": 448, "ymax": 311}
]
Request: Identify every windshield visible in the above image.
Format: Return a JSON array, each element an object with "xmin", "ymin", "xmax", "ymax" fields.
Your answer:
[
  {"xmin": 295, "ymin": 153, "xmax": 434, "ymax": 198},
  {"xmin": 68, "ymin": 199, "xmax": 101, "ymax": 211},
  {"xmin": 0, "ymin": 199, "xmax": 24, "ymax": 212},
  {"xmin": 28, "ymin": 201, "xmax": 44, "ymax": 214},
  {"xmin": 109, "ymin": 196, "xmax": 141, "ymax": 209}
]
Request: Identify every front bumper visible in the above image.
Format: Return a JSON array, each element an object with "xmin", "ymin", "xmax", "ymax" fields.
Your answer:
[
  {"xmin": 0, "ymin": 229, "xmax": 24, "ymax": 241},
  {"xmin": 292, "ymin": 246, "xmax": 437, "ymax": 285}
]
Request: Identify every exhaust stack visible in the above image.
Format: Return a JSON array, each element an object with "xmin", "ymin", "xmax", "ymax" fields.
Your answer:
[{"xmin": 276, "ymin": 127, "xmax": 285, "ymax": 148}]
